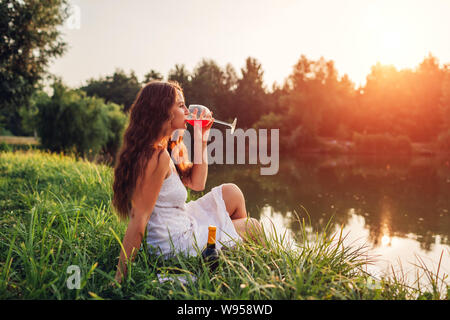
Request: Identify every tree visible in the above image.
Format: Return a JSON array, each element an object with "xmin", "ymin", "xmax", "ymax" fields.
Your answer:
[
  {"xmin": 81, "ymin": 69, "xmax": 142, "ymax": 113},
  {"xmin": 412, "ymin": 53, "xmax": 445, "ymax": 141},
  {"xmin": 438, "ymin": 66, "xmax": 450, "ymax": 149},
  {"xmin": 317, "ymin": 72, "xmax": 357, "ymax": 137},
  {"xmin": 168, "ymin": 64, "xmax": 193, "ymax": 100},
  {"xmin": 358, "ymin": 54, "xmax": 445, "ymax": 142},
  {"xmin": 359, "ymin": 64, "xmax": 415, "ymax": 137},
  {"xmin": 188, "ymin": 59, "xmax": 236, "ymax": 121},
  {"xmin": 0, "ymin": 0, "xmax": 69, "ymax": 135},
  {"xmin": 143, "ymin": 69, "xmax": 163, "ymax": 83},
  {"xmin": 282, "ymin": 56, "xmax": 337, "ymax": 143},
  {"xmin": 440, "ymin": 66, "xmax": 450, "ymax": 126},
  {"xmin": 264, "ymin": 55, "xmax": 359, "ymax": 150},
  {"xmin": 233, "ymin": 57, "xmax": 268, "ymax": 128},
  {"xmin": 36, "ymin": 80, "xmax": 127, "ymax": 160}
]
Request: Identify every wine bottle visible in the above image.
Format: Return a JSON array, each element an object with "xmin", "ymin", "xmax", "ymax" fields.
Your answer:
[{"xmin": 201, "ymin": 225, "xmax": 219, "ymax": 271}]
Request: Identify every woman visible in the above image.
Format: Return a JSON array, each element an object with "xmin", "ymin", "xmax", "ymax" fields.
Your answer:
[{"xmin": 112, "ymin": 81, "xmax": 262, "ymax": 283}]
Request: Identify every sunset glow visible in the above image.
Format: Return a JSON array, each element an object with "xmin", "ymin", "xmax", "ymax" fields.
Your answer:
[
  {"xmin": 381, "ymin": 234, "xmax": 391, "ymax": 246},
  {"xmin": 360, "ymin": 2, "xmax": 432, "ymax": 71},
  {"xmin": 50, "ymin": 0, "xmax": 450, "ymax": 88}
]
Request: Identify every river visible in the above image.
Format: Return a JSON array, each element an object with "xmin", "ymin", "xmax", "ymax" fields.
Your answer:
[{"xmin": 195, "ymin": 154, "xmax": 450, "ymax": 287}]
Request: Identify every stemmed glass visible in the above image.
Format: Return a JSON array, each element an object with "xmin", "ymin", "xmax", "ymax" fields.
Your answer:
[{"xmin": 186, "ymin": 104, "xmax": 237, "ymax": 134}]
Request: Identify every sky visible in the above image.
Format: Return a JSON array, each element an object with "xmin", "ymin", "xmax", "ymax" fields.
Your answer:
[{"xmin": 49, "ymin": 0, "xmax": 450, "ymax": 90}]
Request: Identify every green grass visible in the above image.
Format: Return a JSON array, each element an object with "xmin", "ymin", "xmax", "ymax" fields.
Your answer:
[{"xmin": 0, "ymin": 150, "xmax": 448, "ymax": 300}]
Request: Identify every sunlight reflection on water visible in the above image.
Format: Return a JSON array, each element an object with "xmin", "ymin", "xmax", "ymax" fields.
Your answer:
[{"xmin": 260, "ymin": 205, "xmax": 450, "ymax": 289}]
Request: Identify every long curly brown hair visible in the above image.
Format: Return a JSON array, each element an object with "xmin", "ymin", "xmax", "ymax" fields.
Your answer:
[{"xmin": 112, "ymin": 81, "xmax": 192, "ymax": 220}]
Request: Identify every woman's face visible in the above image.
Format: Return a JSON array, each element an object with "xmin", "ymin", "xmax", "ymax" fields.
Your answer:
[{"xmin": 169, "ymin": 89, "xmax": 189, "ymax": 132}]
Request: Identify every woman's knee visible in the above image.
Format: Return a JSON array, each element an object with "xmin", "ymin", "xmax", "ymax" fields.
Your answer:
[
  {"xmin": 222, "ymin": 183, "xmax": 246, "ymax": 218},
  {"xmin": 222, "ymin": 183, "xmax": 242, "ymax": 198},
  {"xmin": 222, "ymin": 183, "xmax": 245, "ymax": 205}
]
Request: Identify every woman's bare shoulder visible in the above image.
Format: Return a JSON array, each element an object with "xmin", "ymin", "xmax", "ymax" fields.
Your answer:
[{"xmin": 145, "ymin": 148, "xmax": 171, "ymax": 177}]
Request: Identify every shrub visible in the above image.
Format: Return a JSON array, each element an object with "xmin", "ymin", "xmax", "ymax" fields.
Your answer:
[
  {"xmin": 291, "ymin": 126, "xmax": 318, "ymax": 148},
  {"xmin": 35, "ymin": 82, "xmax": 127, "ymax": 160},
  {"xmin": 101, "ymin": 102, "xmax": 129, "ymax": 164},
  {"xmin": 0, "ymin": 127, "xmax": 14, "ymax": 136},
  {"xmin": 0, "ymin": 141, "xmax": 12, "ymax": 152},
  {"xmin": 352, "ymin": 132, "xmax": 412, "ymax": 154}
]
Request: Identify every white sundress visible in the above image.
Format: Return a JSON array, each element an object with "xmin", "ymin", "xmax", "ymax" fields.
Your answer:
[{"xmin": 146, "ymin": 162, "xmax": 242, "ymax": 258}]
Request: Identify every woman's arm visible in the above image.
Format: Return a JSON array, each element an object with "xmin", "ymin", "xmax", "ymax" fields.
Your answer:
[
  {"xmin": 184, "ymin": 140, "xmax": 208, "ymax": 191},
  {"xmin": 115, "ymin": 149, "xmax": 170, "ymax": 283},
  {"xmin": 183, "ymin": 117, "xmax": 213, "ymax": 191}
]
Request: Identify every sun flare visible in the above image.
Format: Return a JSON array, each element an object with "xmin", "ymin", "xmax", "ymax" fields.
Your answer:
[
  {"xmin": 381, "ymin": 235, "xmax": 391, "ymax": 246},
  {"xmin": 362, "ymin": 3, "xmax": 426, "ymax": 70}
]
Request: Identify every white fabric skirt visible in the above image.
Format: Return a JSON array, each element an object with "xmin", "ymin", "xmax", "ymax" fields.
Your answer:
[{"xmin": 146, "ymin": 184, "xmax": 242, "ymax": 257}]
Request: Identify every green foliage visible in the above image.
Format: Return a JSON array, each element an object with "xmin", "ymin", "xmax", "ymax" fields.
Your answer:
[
  {"xmin": 0, "ymin": 0, "xmax": 69, "ymax": 135},
  {"xmin": 168, "ymin": 64, "xmax": 193, "ymax": 98},
  {"xmin": 352, "ymin": 132, "xmax": 412, "ymax": 154},
  {"xmin": 0, "ymin": 127, "xmax": 14, "ymax": 136},
  {"xmin": 233, "ymin": 57, "xmax": 269, "ymax": 128},
  {"xmin": 0, "ymin": 143, "xmax": 39, "ymax": 152},
  {"xmin": 276, "ymin": 55, "xmax": 349, "ymax": 148},
  {"xmin": 254, "ymin": 112, "xmax": 286, "ymax": 130},
  {"xmin": 17, "ymin": 90, "xmax": 47, "ymax": 136},
  {"xmin": 0, "ymin": 151, "xmax": 116, "ymax": 299},
  {"xmin": 35, "ymin": 81, "xmax": 127, "ymax": 160},
  {"xmin": 81, "ymin": 69, "xmax": 142, "ymax": 113},
  {"xmin": 101, "ymin": 103, "xmax": 129, "ymax": 164},
  {"xmin": 143, "ymin": 69, "xmax": 164, "ymax": 83},
  {"xmin": 188, "ymin": 59, "xmax": 238, "ymax": 122},
  {"xmin": 0, "ymin": 141, "xmax": 12, "ymax": 152}
]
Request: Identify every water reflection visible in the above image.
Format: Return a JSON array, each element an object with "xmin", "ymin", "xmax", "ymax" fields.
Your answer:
[{"xmin": 195, "ymin": 154, "xmax": 450, "ymax": 281}]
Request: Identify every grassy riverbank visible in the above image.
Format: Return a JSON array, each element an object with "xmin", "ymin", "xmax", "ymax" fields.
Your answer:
[{"xmin": 0, "ymin": 150, "xmax": 447, "ymax": 299}]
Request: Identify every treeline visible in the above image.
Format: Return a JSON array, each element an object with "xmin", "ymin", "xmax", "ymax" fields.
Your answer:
[
  {"xmin": 4, "ymin": 53, "xmax": 450, "ymax": 161},
  {"xmin": 5, "ymin": 53, "xmax": 450, "ymax": 161},
  {"xmin": 77, "ymin": 53, "xmax": 450, "ymax": 155},
  {"xmin": 258, "ymin": 53, "xmax": 450, "ymax": 154}
]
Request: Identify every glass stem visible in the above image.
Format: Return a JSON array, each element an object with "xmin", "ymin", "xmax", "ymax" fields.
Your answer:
[{"xmin": 213, "ymin": 119, "xmax": 232, "ymax": 128}]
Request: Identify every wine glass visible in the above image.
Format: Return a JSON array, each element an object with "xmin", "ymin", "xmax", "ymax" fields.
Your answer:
[{"xmin": 186, "ymin": 104, "xmax": 237, "ymax": 134}]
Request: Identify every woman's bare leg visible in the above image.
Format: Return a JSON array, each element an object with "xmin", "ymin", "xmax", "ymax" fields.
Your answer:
[
  {"xmin": 221, "ymin": 183, "xmax": 247, "ymax": 220},
  {"xmin": 232, "ymin": 217, "xmax": 265, "ymax": 245},
  {"xmin": 222, "ymin": 183, "xmax": 265, "ymax": 246}
]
